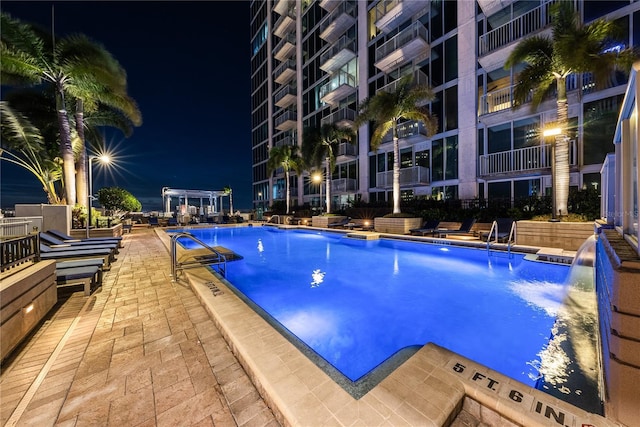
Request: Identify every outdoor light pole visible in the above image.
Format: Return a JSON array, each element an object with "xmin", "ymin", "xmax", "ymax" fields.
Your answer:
[
  {"xmin": 86, "ymin": 155, "xmax": 110, "ymax": 238},
  {"xmin": 313, "ymin": 172, "xmax": 322, "ymax": 213}
]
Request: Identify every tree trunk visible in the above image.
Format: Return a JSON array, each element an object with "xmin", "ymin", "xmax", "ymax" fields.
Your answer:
[
  {"xmin": 392, "ymin": 122, "xmax": 401, "ymax": 214},
  {"xmin": 285, "ymin": 170, "xmax": 290, "ymax": 214},
  {"xmin": 75, "ymin": 100, "xmax": 88, "ymax": 208},
  {"xmin": 325, "ymin": 156, "xmax": 331, "ymax": 214},
  {"xmin": 555, "ymin": 77, "xmax": 570, "ymax": 216},
  {"xmin": 56, "ymin": 90, "xmax": 76, "ymax": 206}
]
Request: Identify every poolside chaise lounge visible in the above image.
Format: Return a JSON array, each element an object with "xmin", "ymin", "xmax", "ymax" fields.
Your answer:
[
  {"xmin": 46, "ymin": 229, "xmax": 123, "ymax": 246},
  {"xmin": 148, "ymin": 216, "xmax": 160, "ymax": 227},
  {"xmin": 40, "ymin": 232, "xmax": 120, "ymax": 253},
  {"xmin": 480, "ymin": 218, "xmax": 516, "ymax": 243},
  {"xmin": 40, "ymin": 243, "xmax": 117, "ymax": 263},
  {"xmin": 435, "ymin": 218, "xmax": 477, "ymax": 238},
  {"xmin": 56, "ymin": 265, "xmax": 102, "ymax": 296},
  {"xmin": 39, "ymin": 249, "xmax": 113, "ymax": 270},
  {"xmin": 327, "ymin": 217, "xmax": 352, "ymax": 228},
  {"xmin": 56, "ymin": 258, "xmax": 105, "ymax": 286},
  {"xmin": 409, "ymin": 220, "xmax": 441, "ymax": 236}
]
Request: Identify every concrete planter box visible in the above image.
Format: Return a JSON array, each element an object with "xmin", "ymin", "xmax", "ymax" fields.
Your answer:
[
  {"xmin": 516, "ymin": 220, "xmax": 594, "ymax": 250},
  {"xmin": 374, "ymin": 217, "xmax": 422, "ymax": 234},
  {"xmin": 69, "ymin": 223, "xmax": 124, "ymax": 239},
  {"xmin": 1, "ymin": 261, "xmax": 57, "ymax": 362},
  {"xmin": 312, "ymin": 216, "xmax": 348, "ymax": 228}
]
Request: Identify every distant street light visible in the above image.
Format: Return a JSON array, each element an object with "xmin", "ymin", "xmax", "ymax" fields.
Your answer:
[{"xmin": 87, "ymin": 155, "xmax": 111, "ymax": 237}]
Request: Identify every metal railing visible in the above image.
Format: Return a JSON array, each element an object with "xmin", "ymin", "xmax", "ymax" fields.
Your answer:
[
  {"xmin": 274, "ymin": 59, "xmax": 296, "ymax": 81},
  {"xmin": 0, "ymin": 216, "xmax": 43, "ymax": 237},
  {"xmin": 375, "ymin": 21, "xmax": 428, "ymax": 63},
  {"xmin": 275, "ymin": 109, "xmax": 297, "ymax": 128},
  {"xmin": 478, "ymin": 140, "xmax": 577, "ymax": 176},
  {"xmin": 479, "ymin": 1, "xmax": 555, "ymax": 56},
  {"xmin": 337, "ymin": 142, "xmax": 356, "ymax": 157},
  {"xmin": 376, "ymin": 166, "xmax": 429, "ymax": 188},
  {"xmin": 274, "ymin": 84, "xmax": 296, "ymax": 105},
  {"xmin": 320, "ymin": 35, "xmax": 356, "ymax": 68},
  {"xmin": 170, "ymin": 232, "xmax": 227, "ymax": 280},
  {"xmin": 486, "ymin": 220, "xmax": 517, "ymax": 258},
  {"xmin": 319, "ymin": 1, "xmax": 356, "ymax": 36},
  {"xmin": 331, "ymin": 178, "xmax": 357, "ymax": 192},
  {"xmin": 319, "ymin": 70, "xmax": 357, "ymax": 99},
  {"xmin": 1, "ymin": 234, "xmax": 39, "ymax": 273},
  {"xmin": 321, "ymin": 107, "xmax": 356, "ymax": 126},
  {"xmin": 381, "ymin": 120, "xmax": 428, "ymax": 143},
  {"xmin": 380, "ymin": 69, "xmax": 428, "ymax": 94}
]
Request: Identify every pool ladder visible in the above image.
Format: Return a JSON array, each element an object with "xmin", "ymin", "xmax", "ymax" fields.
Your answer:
[
  {"xmin": 486, "ymin": 220, "xmax": 516, "ymax": 259},
  {"xmin": 170, "ymin": 232, "xmax": 227, "ymax": 281}
]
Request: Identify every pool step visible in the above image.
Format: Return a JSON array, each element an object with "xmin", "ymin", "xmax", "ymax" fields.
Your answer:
[
  {"xmin": 534, "ymin": 248, "xmax": 575, "ymax": 264},
  {"xmin": 346, "ymin": 232, "xmax": 381, "ymax": 240}
]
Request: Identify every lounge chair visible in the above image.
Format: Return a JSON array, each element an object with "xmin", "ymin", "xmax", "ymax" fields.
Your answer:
[
  {"xmin": 39, "ymin": 247, "xmax": 113, "ymax": 270},
  {"xmin": 436, "ymin": 218, "xmax": 477, "ymax": 238},
  {"xmin": 40, "ymin": 243, "xmax": 117, "ymax": 262},
  {"xmin": 327, "ymin": 217, "xmax": 352, "ymax": 228},
  {"xmin": 56, "ymin": 258, "xmax": 105, "ymax": 286},
  {"xmin": 56, "ymin": 265, "xmax": 102, "ymax": 296},
  {"xmin": 148, "ymin": 216, "xmax": 159, "ymax": 227},
  {"xmin": 168, "ymin": 217, "xmax": 179, "ymax": 226},
  {"xmin": 47, "ymin": 229, "xmax": 123, "ymax": 245},
  {"xmin": 40, "ymin": 233, "xmax": 119, "ymax": 253},
  {"xmin": 481, "ymin": 218, "xmax": 516, "ymax": 243},
  {"xmin": 409, "ymin": 220, "xmax": 441, "ymax": 236}
]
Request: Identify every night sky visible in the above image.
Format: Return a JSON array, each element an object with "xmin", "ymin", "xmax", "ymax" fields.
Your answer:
[{"xmin": 1, "ymin": 1, "xmax": 252, "ymax": 211}]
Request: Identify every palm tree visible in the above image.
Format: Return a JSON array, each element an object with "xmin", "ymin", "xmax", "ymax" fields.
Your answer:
[
  {"xmin": 301, "ymin": 123, "xmax": 355, "ymax": 214},
  {"xmin": 0, "ymin": 13, "xmax": 141, "ymax": 206},
  {"xmin": 355, "ymin": 74, "xmax": 437, "ymax": 214},
  {"xmin": 266, "ymin": 144, "xmax": 305, "ymax": 214},
  {"xmin": 505, "ymin": 1, "xmax": 636, "ymax": 217},
  {"xmin": 1, "ymin": 101, "xmax": 64, "ymax": 204}
]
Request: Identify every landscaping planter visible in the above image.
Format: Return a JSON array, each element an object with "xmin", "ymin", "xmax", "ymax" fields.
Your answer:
[
  {"xmin": 516, "ymin": 220, "xmax": 594, "ymax": 250},
  {"xmin": 70, "ymin": 223, "xmax": 124, "ymax": 239},
  {"xmin": 374, "ymin": 217, "xmax": 422, "ymax": 234},
  {"xmin": 311, "ymin": 216, "xmax": 348, "ymax": 228}
]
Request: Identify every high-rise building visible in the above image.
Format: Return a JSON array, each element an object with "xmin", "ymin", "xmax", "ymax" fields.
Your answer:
[{"xmin": 250, "ymin": 0, "xmax": 640, "ymax": 214}]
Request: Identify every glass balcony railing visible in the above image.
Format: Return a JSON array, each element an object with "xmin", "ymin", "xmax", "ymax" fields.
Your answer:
[
  {"xmin": 319, "ymin": 1, "xmax": 356, "ymax": 43},
  {"xmin": 274, "ymin": 84, "xmax": 296, "ymax": 107},
  {"xmin": 478, "ymin": 140, "xmax": 577, "ymax": 176},
  {"xmin": 331, "ymin": 178, "xmax": 357, "ymax": 193},
  {"xmin": 381, "ymin": 120, "xmax": 428, "ymax": 143},
  {"xmin": 380, "ymin": 69, "xmax": 428, "ymax": 94},
  {"xmin": 374, "ymin": 0, "xmax": 425, "ymax": 33},
  {"xmin": 274, "ymin": 59, "xmax": 296, "ymax": 83},
  {"xmin": 374, "ymin": 21, "xmax": 428, "ymax": 72},
  {"xmin": 273, "ymin": 34, "xmax": 296, "ymax": 61},
  {"xmin": 319, "ymin": 35, "xmax": 356, "ymax": 72},
  {"xmin": 320, "ymin": 107, "xmax": 356, "ymax": 126},
  {"xmin": 319, "ymin": 71, "xmax": 357, "ymax": 104},
  {"xmin": 376, "ymin": 166, "xmax": 430, "ymax": 188}
]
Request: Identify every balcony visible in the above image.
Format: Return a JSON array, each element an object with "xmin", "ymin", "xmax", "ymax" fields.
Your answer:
[
  {"xmin": 319, "ymin": 71, "xmax": 357, "ymax": 106},
  {"xmin": 274, "ymin": 84, "xmax": 297, "ymax": 108},
  {"xmin": 331, "ymin": 178, "xmax": 357, "ymax": 193},
  {"xmin": 319, "ymin": 0, "xmax": 341, "ymax": 11},
  {"xmin": 274, "ymin": 59, "xmax": 296, "ymax": 84},
  {"xmin": 478, "ymin": 1, "xmax": 554, "ymax": 70},
  {"xmin": 477, "ymin": 0, "xmax": 514, "ymax": 17},
  {"xmin": 478, "ymin": 140, "xmax": 577, "ymax": 177},
  {"xmin": 320, "ymin": 107, "xmax": 356, "ymax": 127},
  {"xmin": 381, "ymin": 120, "xmax": 428, "ymax": 143},
  {"xmin": 336, "ymin": 142, "xmax": 357, "ymax": 159},
  {"xmin": 275, "ymin": 110, "xmax": 297, "ymax": 131},
  {"xmin": 319, "ymin": 36, "xmax": 356, "ymax": 73},
  {"xmin": 274, "ymin": 34, "xmax": 296, "ymax": 61},
  {"xmin": 274, "ymin": 9, "xmax": 296, "ymax": 39},
  {"xmin": 377, "ymin": 166, "xmax": 430, "ymax": 188},
  {"xmin": 275, "ymin": 135, "xmax": 295, "ymax": 147},
  {"xmin": 374, "ymin": 21, "xmax": 429, "ymax": 74},
  {"xmin": 374, "ymin": 0, "xmax": 426, "ymax": 34},
  {"xmin": 380, "ymin": 69, "xmax": 429, "ymax": 105},
  {"xmin": 319, "ymin": 2, "xmax": 356, "ymax": 44},
  {"xmin": 273, "ymin": 0, "xmax": 292, "ymax": 15}
]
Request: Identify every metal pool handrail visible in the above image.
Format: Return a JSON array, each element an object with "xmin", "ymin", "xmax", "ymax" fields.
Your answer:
[
  {"xmin": 486, "ymin": 220, "xmax": 517, "ymax": 258},
  {"xmin": 170, "ymin": 232, "xmax": 227, "ymax": 281}
]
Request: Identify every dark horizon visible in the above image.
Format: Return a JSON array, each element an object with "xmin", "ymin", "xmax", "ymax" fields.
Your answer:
[{"xmin": 1, "ymin": 1, "xmax": 253, "ymax": 212}]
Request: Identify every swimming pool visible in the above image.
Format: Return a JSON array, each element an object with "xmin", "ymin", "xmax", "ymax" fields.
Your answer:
[{"xmin": 177, "ymin": 226, "xmax": 570, "ymax": 389}]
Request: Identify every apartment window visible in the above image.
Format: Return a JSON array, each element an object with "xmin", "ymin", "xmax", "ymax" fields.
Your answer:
[
  {"xmin": 583, "ymin": 95, "xmax": 623, "ymax": 165},
  {"xmin": 514, "ymin": 179, "xmax": 541, "ymax": 198},
  {"xmin": 431, "ymin": 43, "xmax": 443, "ymax": 86},
  {"xmin": 488, "ymin": 181, "xmax": 510, "ymax": 199},
  {"xmin": 400, "ymin": 148, "xmax": 412, "ymax": 168},
  {"xmin": 430, "ymin": 1, "xmax": 443, "ymax": 40},
  {"xmin": 477, "ymin": 128, "xmax": 485, "ymax": 156},
  {"xmin": 370, "ymin": 156, "xmax": 377, "ymax": 188},
  {"xmin": 252, "ymin": 23, "xmax": 268, "ymax": 56},
  {"xmin": 445, "ymin": 135, "xmax": 458, "ymax": 180},
  {"xmin": 444, "ymin": 86, "xmax": 458, "ymax": 131},
  {"xmin": 431, "ymin": 185, "xmax": 458, "ymax": 200},
  {"xmin": 488, "ymin": 123, "xmax": 510, "ymax": 153},
  {"xmin": 432, "ymin": 139, "xmax": 443, "ymax": 181},
  {"xmin": 583, "ymin": 173, "xmax": 601, "ymax": 194},
  {"xmin": 444, "ymin": 36, "xmax": 458, "ymax": 83},
  {"xmin": 443, "ymin": 0, "xmax": 457, "ymax": 34},
  {"xmin": 634, "ymin": 11, "xmax": 640, "ymax": 46},
  {"xmin": 432, "ymin": 91, "xmax": 443, "ymax": 134},
  {"xmin": 415, "ymin": 150, "xmax": 430, "ymax": 168},
  {"xmin": 584, "ymin": 1, "xmax": 628, "ymax": 23},
  {"xmin": 513, "ymin": 117, "xmax": 540, "ymax": 149}
]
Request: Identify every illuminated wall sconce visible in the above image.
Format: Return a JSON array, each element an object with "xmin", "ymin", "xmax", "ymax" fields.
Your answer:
[{"xmin": 23, "ymin": 303, "xmax": 35, "ymax": 314}]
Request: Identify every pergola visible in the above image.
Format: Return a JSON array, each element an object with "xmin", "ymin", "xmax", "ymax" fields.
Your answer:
[{"xmin": 161, "ymin": 187, "xmax": 230, "ymax": 216}]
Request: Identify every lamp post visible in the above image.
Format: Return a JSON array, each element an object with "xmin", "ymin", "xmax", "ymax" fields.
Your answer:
[
  {"xmin": 86, "ymin": 155, "xmax": 110, "ymax": 237},
  {"xmin": 313, "ymin": 172, "xmax": 322, "ymax": 213}
]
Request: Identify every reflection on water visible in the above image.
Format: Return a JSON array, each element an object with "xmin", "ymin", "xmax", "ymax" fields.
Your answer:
[{"xmin": 311, "ymin": 269, "xmax": 325, "ymax": 287}]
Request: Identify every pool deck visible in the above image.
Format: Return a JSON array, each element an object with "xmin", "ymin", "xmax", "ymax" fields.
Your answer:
[{"xmin": 1, "ymin": 225, "xmax": 616, "ymax": 426}]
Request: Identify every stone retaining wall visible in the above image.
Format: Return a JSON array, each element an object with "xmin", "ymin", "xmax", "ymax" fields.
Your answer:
[{"xmin": 516, "ymin": 220, "xmax": 594, "ymax": 250}]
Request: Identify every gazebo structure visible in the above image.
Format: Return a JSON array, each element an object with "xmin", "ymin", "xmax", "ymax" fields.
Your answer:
[{"xmin": 161, "ymin": 187, "xmax": 230, "ymax": 219}]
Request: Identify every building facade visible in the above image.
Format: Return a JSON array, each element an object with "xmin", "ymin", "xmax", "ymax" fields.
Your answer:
[{"xmin": 250, "ymin": 0, "xmax": 640, "ymax": 214}]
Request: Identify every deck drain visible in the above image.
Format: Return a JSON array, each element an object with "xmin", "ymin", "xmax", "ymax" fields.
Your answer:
[{"xmin": 204, "ymin": 281, "xmax": 224, "ymax": 296}]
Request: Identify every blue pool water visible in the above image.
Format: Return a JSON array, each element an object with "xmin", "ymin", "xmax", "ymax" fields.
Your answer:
[{"xmin": 177, "ymin": 226, "xmax": 570, "ymax": 386}]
